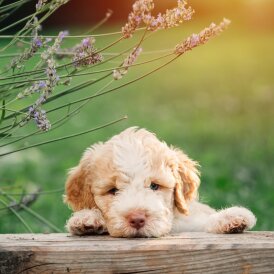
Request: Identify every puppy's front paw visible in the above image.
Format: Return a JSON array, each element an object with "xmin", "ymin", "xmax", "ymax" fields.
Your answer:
[
  {"xmin": 66, "ymin": 209, "xmax": 107, "ymax": 235},
  {"xmin": 206, "ymin": 207, "xmax": 256, "ymax": 234}
]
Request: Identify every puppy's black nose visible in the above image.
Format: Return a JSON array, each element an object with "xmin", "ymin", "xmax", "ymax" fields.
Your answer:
[{"xmin": 127, "ymin": 211, "xmax": 146, "ymax": 230}]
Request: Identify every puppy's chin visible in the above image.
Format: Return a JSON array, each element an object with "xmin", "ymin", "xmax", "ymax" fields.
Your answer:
[
  {"xmin": 109, "ymin": 230, "xmax": 149, "ymax": 238},
  {"xmin": 107, "ymin": 222, "xmax": 172, "ymax": 238},
  {"xmin": 108, "ymin": 228, "xmax": 161, "ymax": 238}
]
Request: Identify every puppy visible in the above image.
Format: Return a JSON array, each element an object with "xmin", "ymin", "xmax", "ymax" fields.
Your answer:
[{"xmin": 64, "ymin": 127, "xmax": 256, "ymax": 237}]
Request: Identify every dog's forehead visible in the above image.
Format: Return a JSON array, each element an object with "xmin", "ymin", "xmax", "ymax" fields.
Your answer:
[{"xmin": 108, "ymin": 128, "xmax": 171, "ymax": 178}]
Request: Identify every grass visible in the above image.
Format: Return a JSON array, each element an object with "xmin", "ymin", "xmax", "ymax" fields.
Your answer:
[{"xmin": 0, "ymin": 21, "xmax": 273, "ymax": 233}]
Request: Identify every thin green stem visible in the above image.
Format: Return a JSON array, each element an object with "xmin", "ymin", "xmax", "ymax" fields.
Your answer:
[
  {"xmin": 0, "ymin": 78, "xmax": 115, "ymax": 148},
  {"xmin": 0, "ymin": 115, "xmax": 19, "ymax": 137},
  {"xmin": 4, "ymin": 188, "xmax": 64, "ymax": 196},
  {"xmin": 0, "ymin": 116, "xmax": 127, "ymax": 157},
  {"xmin": 47, "ymin": 55, "xmax": 180, "ymax": 114},
  {"xmin": 0, "ymin": 6, "xmax": 49, "ymax": 53},
  {"xmin": 0, "ymin": 29, "xmax": 155, "ymax": 87},
  {"xmin": 0, "ymin": 48, "xmax": 171, "ymax": 59},
  {"xmin": 0, "ymin": 0, "xmax": 31, "ymax": 13},
  {"xmin": 0, "ymin": 13, "xmax": 33, "ymax": 33},
  {"xmin": 0, "ymin": 98, "xmax": 17, "ymax": 108},
  {"xmin": 0, "ymin": 196, "xmax": 33, "ymax": 233},
  {"xmin": 84, "ymin": 9, "xmax": 113, "ymax": 34},
  {"xmin": 1, "ymin": 190, "xmax": 62, "ymax": 232},
  {"xmin": 0, "ymin": 1, "xmax": 28, "ymax": 23},
  {"xmin": 0, "ymin": 29, "xmax": 151, "ymax": 133},
  {"xmin": 0, "ymin": 52, "xmax": 172, "ymax": 87},
  {"xmin": 0, "ymin": 35, "xmax": 124, "ymax": 83},
  {"xmin": 0, "ymin": 2, "xmax": 63, "ymax": 54},
  {"xmin": 20, "ymin": 205, "xmax": 62, "ymax": 232},
  {"xmin": 0, "ymin": 28, "xmax": 146, "ymax": 39},
  {"xmin": 0, "ymin": 99, "xmax": 5, "ymax": 124},
  {"xmin": 1, "ymin": 68, "xmax": 113, "ymax": 124},
  {"xmin": 3, "ymin": 107, "xmax": 25, "ymax": 114}
]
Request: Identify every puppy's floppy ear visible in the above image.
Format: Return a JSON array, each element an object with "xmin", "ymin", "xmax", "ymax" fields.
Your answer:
[
  {"xmin": 64, "ymin": 149, "xmax": 97, "ymax": 211},
  {"xmin": 171, "ymin": 147, "xmax": 200, "ymax": 215}
]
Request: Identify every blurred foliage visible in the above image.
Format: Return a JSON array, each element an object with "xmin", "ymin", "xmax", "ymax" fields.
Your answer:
[{"xmin": 0, "ymin": 19, "xmax": 273, "ymax": 232}]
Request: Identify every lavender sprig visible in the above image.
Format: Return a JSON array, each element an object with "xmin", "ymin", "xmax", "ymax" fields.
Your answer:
[
  {"xmin": 36, "ymin": 0, "xmax": 48, "ymax": 11},
  {"xmin": 41, "ymin": 30, "xmax": 68, "ymax": 61},
  {"xmin": 72, "ymin": 37, "xmax": 103, "ymax": 68},
  {"xmin": 18, "ymin": 56, "xmax": 60, "ymax": 131},
  {"xmin": 0, "ymin": 0, "xmax": 231, "ymax": 154},
  {"xmin": 10, "ymin": 17, "xmax": 43, "ymax": 70},
  {"xmin": 49, "ymin": 0, "xmax": 69, "ymax": 10},
  {"xmin": 17, "ymin": 80, "xmax": 47, "ymax": 99},
  {"xmin": 122, "ymin": 0, "xmax": 194, "ymax": 38},
  {"xmin": 28, "ymin": 107, "xmax": 51, "ymax": 131},
  {"xmin": 113, "ymin": 47, "xmax": 142, "ymax": 80}
]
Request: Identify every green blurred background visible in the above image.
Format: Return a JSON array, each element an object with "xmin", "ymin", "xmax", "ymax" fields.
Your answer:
[{"xmin": 0, "ymin": 0, "xmax": 273, "ymax": 233}]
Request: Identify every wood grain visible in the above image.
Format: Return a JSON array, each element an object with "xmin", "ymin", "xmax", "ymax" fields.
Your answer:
[{"xmin": 0, "ymin": 232, "xmax": 274, "ymax": 273}]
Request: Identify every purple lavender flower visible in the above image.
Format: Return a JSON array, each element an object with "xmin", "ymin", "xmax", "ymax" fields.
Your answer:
[
  {"xmin": 28, "ymin": 106, "xmax": 34, "ymax": 113},
  {"xmin": 36, "ymin": 94, "xmax": 47, "ymax": 105},
  {"xmin": 36, "ymin": 0, "xmax": 47, "ymax": 11},
  {"xmin": 17, "ymin": 80, "xmax": 47, "ymax": 99},
  {"xmin": 82, "ymin": 38, "xmax": 91, "ymax": 48},
  {"xmin": 10, "ymin": 17, "xmax": 43, "ymax": 70},
  {"xmin": 33, "ymin": 38, "xmax": 43, "ymax": 48},
  {"xmin": 45, "ymin": 37, "xmax": 52, "ymax": 43},
  {"xmin": 72, "ymin": 37, "xmax": 103, "ymax": 68},
  {"xmin": 134, "ymin": 16, "xmax": 142, "ymax": 24},
  {"xmin": 41, "ymin": 30, "xmax": 68, "ymax": 61},
  {"xmin": 38, "ymin": 81, "xmax": 47, "ymax": 89},
  {"xmin": 46, "ymin": 58, "xmax": 59, "ymax": 86},
  {"xmin": 59, "ymin": 30, "xmax": 69, "ymax": 41},
  {"xmin": 190, "ymin": 34, "xmax": 200, "ymax": 47},
  {"xmin": 175, "ymin": 8, "xmax": 181, "ymax": 17},
  {"xmin": 28, "ymin": 107, "xmax": 51, "ymax": 131},
  {"xmin": 113, "ymin": 47, "xmax": 142, "ymax": 80}
]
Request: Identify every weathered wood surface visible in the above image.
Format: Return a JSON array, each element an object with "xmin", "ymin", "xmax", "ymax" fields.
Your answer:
[{"xmin": 0, "ymin": 232, "xmax": 274, "ymax": 274}]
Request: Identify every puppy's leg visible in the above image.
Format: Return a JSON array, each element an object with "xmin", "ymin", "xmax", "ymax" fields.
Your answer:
[
  {"xmin": 172, "ymin": 201, "xmax": 216, "ymax": 233},
  {"xmin": 172, "ymin": 201, "xmax": 256, "ymax": 233},
  {"xmin": 206, "ymin": 206, "xmax": 256, "ymax": 234},
  {"xmin": 66, "ymin": 208, "xmax": 107, "ymax": 235}
]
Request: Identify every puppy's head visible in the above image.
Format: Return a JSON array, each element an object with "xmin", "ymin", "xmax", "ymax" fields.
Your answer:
[{"xmin": 64, "ymin": 127, "xmax": 200, "ymax": 237}]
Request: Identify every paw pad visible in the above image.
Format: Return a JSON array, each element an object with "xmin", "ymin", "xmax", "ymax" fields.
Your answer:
[{"xmin": 225, "ymin": 222, "xmax": 247, "ymax": 234}]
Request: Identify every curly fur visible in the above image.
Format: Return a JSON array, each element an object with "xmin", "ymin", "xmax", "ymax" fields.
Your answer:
[{"xmin": 64, "ymin": 127, "xmax": 256, "ymax": 237}]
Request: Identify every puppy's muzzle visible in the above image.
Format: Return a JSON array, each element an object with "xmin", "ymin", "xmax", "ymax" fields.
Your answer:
[{"xmin": 126, "ymin": 210, "xmax": 146, "ymax": 230}]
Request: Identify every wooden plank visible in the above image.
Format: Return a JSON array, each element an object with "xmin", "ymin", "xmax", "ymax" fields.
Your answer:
[{"xmin": 0, "ymin": 232, "xmax": 274, "ymax": 274}]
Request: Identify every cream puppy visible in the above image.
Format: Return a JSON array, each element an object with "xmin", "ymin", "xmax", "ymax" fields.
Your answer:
[{"xmin": 64, "ymin": 127, "xmax": 256, "ymax": 237}]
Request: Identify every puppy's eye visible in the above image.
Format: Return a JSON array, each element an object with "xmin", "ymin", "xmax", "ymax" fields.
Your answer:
[
  {"xmin": 108, "ymin": 187, "xmax": 118, "ymax": 195},
  {"xmin": 150, "ymin": 182, "xmax": 159, "ymax": 191}
]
